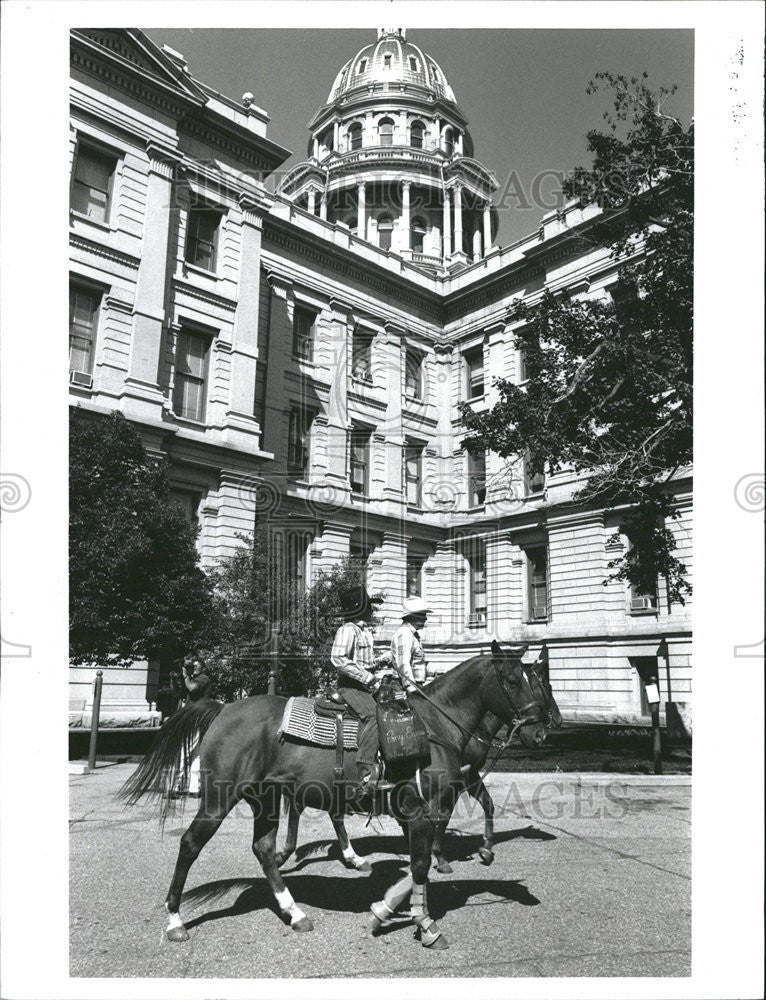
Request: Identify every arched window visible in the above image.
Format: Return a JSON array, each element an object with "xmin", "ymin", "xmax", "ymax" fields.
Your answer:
[
  {"xmin": 378, "ymin": 117, "xmax": 394, "ymax": 146},
  {"xmin": 348, "ymin": 123, "xmax": 362, "ymax": 151},
  {"xmin": 443, "ymin": 127, "xmax": 454, "ymax": 158},
  {"xmin": 377, "ymin": 214, "xmax": 393, "ymax": 251},
  {"xmin": 411, "ymin": 216, "xmax": 427, "ymax": 254},
  {"xmin": 410, "ymin": 120, "xmax": 425, "ymax": 149},
  {"xmin": 408, "ymin": 56, "xmax": 419, "ymax": 72}
]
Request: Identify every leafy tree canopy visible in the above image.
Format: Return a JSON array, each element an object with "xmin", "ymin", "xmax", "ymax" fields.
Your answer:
[
  {"xmin": 69, "ymin": 408, "xmax": 215, "ymax": 665},
  {"xmin": 460, "ymin": 73, "xmax": 693, "ymax": 604}
]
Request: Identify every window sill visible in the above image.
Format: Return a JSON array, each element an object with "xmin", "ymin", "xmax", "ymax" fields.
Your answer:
[
  {"xmin": 465, "ymin": 393, "xmax": 485, "ymax": 404},
  {"xmin": 172, "ymin": 413, "xmax": 208, "ymax": 430},
  {"xmin": 525, "ymin": 618, "xmax": 549, "ymax": 626},
  {"xmin": 466, "ymin": 620, "xmax": 487, "ymax": 630},
  {"xmin": 404, "ymin": 392, "xmax": 425, "ymax": 404},
  {"xmin": 350, "ymin": 376, "xmax": 374, "ymax": 388},
  {"xmin": 69, "ymin": 210, "xmax": 115, "ymax": 234},
  {"xmin": 629, "ymin": 608, "xmax": 659, "ymax": 617},
  {"xmin": 293, "ymin": 355, "xmax": 316, "ymax": 366},
  {"xmin": 523, "ymin": 490, "xmax": 546, "ymax": 500},
  {"xmin": 182, "ymin": 261, "xmax": 219, "ymax": 280}
]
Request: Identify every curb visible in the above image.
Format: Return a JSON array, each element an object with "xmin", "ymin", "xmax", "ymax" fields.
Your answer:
[
  {"xmin": 69, "ymin": 761, "xmax": 123, "ymax": 775},
  {"xmin": 484, "ymin": 772, "xmax": 692, "ymax": 787}
]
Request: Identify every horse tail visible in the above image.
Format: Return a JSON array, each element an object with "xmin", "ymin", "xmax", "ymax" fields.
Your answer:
[{"xmin": 117, "ymin": 699, "xmax": 224, "ymax": 824}]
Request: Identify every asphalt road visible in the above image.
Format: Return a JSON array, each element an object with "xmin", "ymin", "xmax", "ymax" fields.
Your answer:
[{"xmin": 70, "ymin": 764, "xmax": 690, "ymax": 979}]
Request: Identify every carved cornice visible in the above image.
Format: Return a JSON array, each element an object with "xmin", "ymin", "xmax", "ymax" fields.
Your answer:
[
  {"xmin": 69, "ymin": 233, "xmax": 141, "ymax": 270},
  {"xmin": 172, "ymin": 277, "xmax": 238, "ymax": 312}
]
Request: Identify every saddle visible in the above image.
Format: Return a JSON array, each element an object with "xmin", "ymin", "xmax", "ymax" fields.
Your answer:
[{"xmin": 312, "ymin": 689, "xmax": 354, "ymax": 719}]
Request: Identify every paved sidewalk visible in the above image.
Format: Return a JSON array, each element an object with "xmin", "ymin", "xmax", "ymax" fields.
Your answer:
[{"xmin": 70, "ymin": 764, "xmax": 690, "ymax": 979}]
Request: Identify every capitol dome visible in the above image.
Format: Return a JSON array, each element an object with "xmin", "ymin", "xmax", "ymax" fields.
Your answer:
[{"xmin": 328, "ymin": 28, "xmax": 457, "ymax": 105}]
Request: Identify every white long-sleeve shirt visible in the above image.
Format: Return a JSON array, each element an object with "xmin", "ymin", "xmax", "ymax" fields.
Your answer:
[{"xmin": 390, "ymin": 622, "xmax": 427, "ymax": 692}]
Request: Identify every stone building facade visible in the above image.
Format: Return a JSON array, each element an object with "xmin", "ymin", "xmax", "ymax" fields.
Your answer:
[{"xmin": 68, "ymin": 28, "xmax": 692, "ymax": 730}]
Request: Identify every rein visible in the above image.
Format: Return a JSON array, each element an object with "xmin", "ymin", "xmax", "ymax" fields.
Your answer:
[{"xmin": 385, "ymin": 658, "xmax": 538, "ymax": 752}]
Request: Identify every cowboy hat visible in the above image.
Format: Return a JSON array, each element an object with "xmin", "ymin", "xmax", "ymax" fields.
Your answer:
[
  {"xmin": 339, "ymin": 585, "xmax": 383, "ymax": 617},
  {"xmin": 401, "ymin": 596, "xmax": 431, "ymax": 618}
]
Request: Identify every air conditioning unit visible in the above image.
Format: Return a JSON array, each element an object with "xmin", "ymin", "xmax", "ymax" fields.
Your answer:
[
  {"xmin": 532, "ymin": 604, "xmax": 548, "ymax": 620},
  {"xmin": 69, "ymin": 370, "xmax": 93, "ymax": 388},
  {"xmin": 467, "ymin": 611, "xmax": 486, "ymax": 626},
  {"xmin": 631, "ymin": 596, "xmax": 656, "ymax": 610}
]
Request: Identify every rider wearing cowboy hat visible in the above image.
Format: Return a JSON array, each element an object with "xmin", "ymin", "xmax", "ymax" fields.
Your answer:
[
  {"xmin": 391, "ymin": 596, "xmax": 431, "ymax": 692},
  {"xmin": 330, "ymin": 584, "xmax": 390, "ymax": 795}
]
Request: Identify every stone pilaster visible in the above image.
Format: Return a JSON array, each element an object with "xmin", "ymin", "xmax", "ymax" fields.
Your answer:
[
  {"xmin": 382, "ymin": 322, "xmax": 405, "ymax": 508},
  {"xmin": 123, "ymin": 141, "xmax": 181, "ymax": 419},
  {"xmin": 325, "ymin": 298, "xmax": 352, "ymax": 492},
  {"xmin": 377, "ymin": 531, "xmax": 408, "ymax": 634}
]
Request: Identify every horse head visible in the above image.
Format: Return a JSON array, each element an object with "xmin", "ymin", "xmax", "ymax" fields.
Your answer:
[{"xmin": 487, "ymin": 640, "xmax": 549, "ymax": 747}]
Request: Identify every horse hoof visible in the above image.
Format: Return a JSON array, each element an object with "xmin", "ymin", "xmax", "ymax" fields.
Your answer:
[
  {"xmin": 368, "ymin": 913, "xmax": 385, "ymax": 936},
  {"xmin": 424, "ymin": 932, "xmax": 449, "ymax": 950},
  {"xmin": 357, "ymin": 860, "xmax": 372, "ymax": 873},
  {"xmin": 292, "ymin": 916, "xmax": 314, "ymax": 933},
  {"xmin": 166, "ymin": 925, "xmax": 189, "ymax": 942},
  {"xmin": 435, "ymin": 860, "xmax": 453, "ymax": 874},
  {"xmin": 478, "ymin": 848, "xmax": 495, "ymax": 866}
]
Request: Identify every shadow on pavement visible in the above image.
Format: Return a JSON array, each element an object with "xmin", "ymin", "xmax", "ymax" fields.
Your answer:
[{"xmin": 181, "ymin": 859, "xmax": 541, "ymax": 933}]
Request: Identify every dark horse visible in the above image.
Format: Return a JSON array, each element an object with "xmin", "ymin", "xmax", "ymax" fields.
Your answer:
[
  {"xmin": 120, "ymin": 644, "xmax": 550, "ymax": 949},
  {"xmin": 275, "ymin": 642, "xmax": 563, "ymax": 875}
]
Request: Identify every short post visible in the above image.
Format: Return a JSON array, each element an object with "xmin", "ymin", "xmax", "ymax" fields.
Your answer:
[
  {"xmin": 644, "ymin": 673, "xmax": 663, "ymax": 775},
  {"xmin": 267, "ymin": 625, "xmax": 279, "ymax": 696},
  {"xmin": 87, "ymin": 669, "xmax": 104, "ymax": 773}
]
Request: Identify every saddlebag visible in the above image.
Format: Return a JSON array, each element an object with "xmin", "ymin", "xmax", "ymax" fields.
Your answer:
[{"xmin": 376, "ymin": 683, "xmax": 430, "ymax": 766}]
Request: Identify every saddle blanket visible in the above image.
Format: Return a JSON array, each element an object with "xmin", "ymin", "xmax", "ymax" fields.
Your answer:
[{"xmin": 278, "ymin": 696, "xmax": 359, "ymax": 750}]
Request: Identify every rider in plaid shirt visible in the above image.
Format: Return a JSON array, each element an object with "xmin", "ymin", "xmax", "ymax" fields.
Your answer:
[{"xmin": 390, "ymin": 597, "xmax": 430, "ymax": 691}]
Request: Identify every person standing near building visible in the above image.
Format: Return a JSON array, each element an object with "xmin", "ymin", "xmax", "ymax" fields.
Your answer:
[
  {"xmin": 177, "ymin": 654, "xmax": 212, "ymax": 796},
  {"xmin": 330, "ymin": 585, "xmax": 390, "ymax": 797},
  {"xmin": 391, "ymin": 597, "xmax": 431, "ymax": 691}
]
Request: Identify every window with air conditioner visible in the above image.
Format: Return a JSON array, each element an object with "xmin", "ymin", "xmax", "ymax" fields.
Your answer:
[
  {"xmin": 468, "ymin": 542, "xmax": 487, "ymax": 626},
  {"xmin": 352, "ymin": 328, "xmax": 373, "ymax": 383},
  {"xmin": 467, "ymin": 450, "xmax": 486, "ymax": 507},
  {"xmin": 525, "ymin": 546, "xmax": 549, "ymax": 622},
  {"xmin": 406, "ymin": 549, "xmax": 426, "ymax": 598},
  {"xmin": 349, "ymin": 426, "xmax": 371, "ymax": 495},
  {"xmin": 71, "ymin": 141, "xmax": 117, "ymax": 224},
  {"xmin": 626, "ymin": 536, "xmax": 659, "ymax": 613},
  {"xmin": 173, "ymin": 328, "xmax": 211, "ymax": 422},
  {"xmin": 523, "ymin": 453, "xmax": 546, "ymax": 495},
  {"xmin": 185, "ymin": 205, "xmax": 221, "ymax": 272},
  {"xmin": 69, "ymin": 283, "xmax": 101, "ymax": 385}
]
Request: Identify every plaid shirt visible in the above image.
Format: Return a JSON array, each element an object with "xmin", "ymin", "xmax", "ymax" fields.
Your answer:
[
  {"xmin": 391, "ymin": 622, "xmax": 427, "ymax": 692},
  {"xmin": 331, "ymin": 621, "xmax": 376, "ymax": 687}
]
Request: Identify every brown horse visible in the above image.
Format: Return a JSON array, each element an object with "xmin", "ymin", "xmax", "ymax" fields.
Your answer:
[
  {"xmin": 275, "ymin": 644, "xmax": 563, "ymax": 875},
  {"xmin": 120, "ymin": 644, "xmax": 549, "ymax": 950}
]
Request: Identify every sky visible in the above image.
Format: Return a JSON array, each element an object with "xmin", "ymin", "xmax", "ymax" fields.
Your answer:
[{"xmin": 144, "ymin": 28, "xmax": 694, "ymax": 248}]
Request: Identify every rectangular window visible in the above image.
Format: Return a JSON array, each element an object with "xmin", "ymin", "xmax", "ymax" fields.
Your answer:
[
  {"xmin": 406, "ymin": 549, "xmax": 425, "ymax": 598},
  {"xmin": 524, "ymin": 454, "xmax": 546, "ymax": 495},
  {"xmin": 465, "ymin": 347, "xmax": 484, "ymax": 399},
  {"xmin": 468, "ymin": 542, "xmax": 487, "ymax": 625},
  {"xmin": 518, "ymin": 347, "xmax": 528, "ymax": 383},
  {"xmin": 526, "ymin": 546, "xmax": 549, "ymax": 621},
  {"xmin": 349, "ymin": 426, "xmax": 371, "ymax": 494},
  {"xmin": 350, "ymin": 534, "xmax": 374, "ymax": 587},
  {"xmin": 185, "ymin": 206, "xmax": 220, "ymax": 271},
  {"xmin": 173, "ymin": 329, "xmax": 210, "ymax": 422},
  {"xmin": 287, "ymin": 407, "xmax": 313, "ymax": 475},
  {"xmin": 404, "ymin": 441, "xmax": 423, "ymax": 506},
  {"xmin": 286, "ymin": 530, "xmax": 311, "ymax": 591},
  {"xmin": 292, "ymin": 306, "xmax": 317, "ymax": 361},
  {"xmin": 627, "ymin": 538, "xmax": 659, "ymax": 612},
  {"xmin": 468, "ymin": 450, "xmax": 486, "ymax": 506},
  {"xmin": 169, "ymin": 489, "xmax": 202, "ymax": 528},
  {"xmin": 69, "ymin": 284, "xmax": 101, "ymax": 376},
  {"xmin": 71, "ymin": 143, "xmax": 116, "ymax": 223},
  {"xmin": 405, "ymin": 349, "xmax": 423, "ymax": 399},
  {"xmin": 351, "ymin": 329, "xmax": 373, "ymax": 382}
]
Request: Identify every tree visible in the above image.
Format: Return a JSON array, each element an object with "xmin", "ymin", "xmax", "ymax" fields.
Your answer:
[
  {"xmin": 69, "ymin": 408, "xmax": 215, "ymax": 665},
  {"xmin": 460, "ymin": 73, "xmax": 693, "ymax": 603},
  {"xmin": 206, "ymin": 538, "xmax": 379, "ymax": 700}
]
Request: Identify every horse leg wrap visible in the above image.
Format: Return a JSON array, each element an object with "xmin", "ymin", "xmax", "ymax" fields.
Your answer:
[
  {"xmin": 411, "ymin": 883, "xmax": 445, "ymax": 949},
  {"xmin": 341, "ymin": 845, "xmax": 370, "ymax": 871},
  {"xmin": 165, "ymin": 905, "xmax": 189, "ymax": 942},
  {"xmin": 275, "ymin": 888, "xmax": 312, "ymax": 931},
  {"xmin": 370, "ymin": 872, "xmax": 413, "ymax": 931}
]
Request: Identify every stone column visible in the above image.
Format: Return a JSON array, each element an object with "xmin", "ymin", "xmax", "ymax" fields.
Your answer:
[
  {"xmin": 357, "ymin": 181, "xmax": 366, "ymax": 241},
  {"xmin": 319, "ymin": 192, "xmax": 327, "ymax": 221},
  {"xmin": 333, "ymin": 120, "xmax": 340, "ymax": 150},
  {"xmin": 401, "ymin": 180, "xmax": 411, "ymax": 253},
  {"xmin": 483, "ymin": 201, "xmax": 492, "ymax": 255},
  {"xmin": 472, "ymin": 228, "xmax": 482, "ymax": 262},
  {"xmin": 433, "ymin": 117, "xmax": 441, "ymax": 150},
  {"xmin": 124, "ymin": 141, "xmax": 180, "ymax": 418},
  {"xmin": 442, "ymin": 190, "xmax": 452, "ymax": 259},
  {"xmin": 312, "ymin": 137, "xmax": 319, "ymax": 159},
  {"xmin": 307, "ymin": 188, "xmax": 316, "ymax": 215},
  {"xmin": 453, "ymin": 185, "xmax": 463, "ymax": 257}
]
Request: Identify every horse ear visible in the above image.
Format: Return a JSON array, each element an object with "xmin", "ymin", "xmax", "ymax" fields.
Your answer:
[
  {"xmin": 508, "ymin": 642, "xmax": 529, "ymax": 658},
  {"xmin": 490, "ymin": 639, "xmax": 503, "ymax": 659}
]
